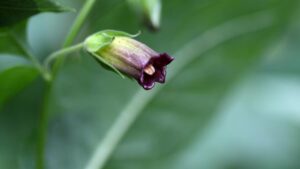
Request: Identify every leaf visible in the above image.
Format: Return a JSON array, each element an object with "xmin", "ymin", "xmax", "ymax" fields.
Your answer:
[
  {"xmin": 40, "ymin": 0, "xmax": 299, "ymax": 169},
  {"xmin": 165, "ymin": 74, "xmax": 300, "ymax": 169},
  {"xmin": 0, "ymin": 55, "xmax": 38, "ymax": 108},
  {"xmin": 0, "ymin": 55, "xmax": 39, "ymax": 167},
  {"xmin": 0, "ymin": 21, "xmax": 42, "ymax": 110},
  {"xmin": 1, "ymin": 0, "xmax": 300, "ymax": 169},
  {"xmin": 0, "ymin": 0, "xmax": 74, "ymax": 27},
  {"xmin": 0, "ymin": 21, "xmax": 28, "ymax": 56},
  {"xmin": 0, "ymin": 21, "xmax": 42, "ymax": 107},
  {"xmin": 0, "ymin": 78, "xmax": 43, "ymax": 169}
]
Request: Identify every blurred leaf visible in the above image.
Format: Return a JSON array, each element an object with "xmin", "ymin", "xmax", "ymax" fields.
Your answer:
[
  {"xmin": 1, "ymin": 0, "xmax": 300, "ymax": 169},
  {"xmin": 0, "ymin": 21, "xmax": 29, "ymax": 56},
  {"xmin": 42, "ymin": 0, "xmax": 299, "ymax": 169},
  {"xmin": 168, "ymin": 74, "xmax": 300, "ymax": 169},
  {"xmin": 0, "ymin": 55, "xmax": 38, "ymax": 108},
  {"xmin": 262, "ymin": 9, "xmax": 300, "ymax": 75},
  {"xmin": 0, "ymin": 79, "xmax": 43, "ymax": 169},
  {"xmin": 0, "ymin": 0, "xmax": 74, "ymax": 27},
  {"xmin": 0, "ymin": 21, "xmax": 42, "ymax": 111}
]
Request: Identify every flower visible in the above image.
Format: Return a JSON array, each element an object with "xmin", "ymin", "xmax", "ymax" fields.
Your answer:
[{"xmin": 84, "ymin": 30, "xmax": 174, "ymax": 90}]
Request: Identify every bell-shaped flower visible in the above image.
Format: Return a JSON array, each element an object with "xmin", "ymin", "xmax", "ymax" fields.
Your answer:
[{"xmin": 84, "ymin": 30, "xmax": 174, "ymax": 90}]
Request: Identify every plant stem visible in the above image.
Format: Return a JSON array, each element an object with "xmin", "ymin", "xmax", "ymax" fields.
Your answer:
[
  {"xmin": 37, "ymin": 0, "xmax": 96, "ymax": 169},
  {"xmin": 36, "ymin": 82, "xmax": 51, "ymax": 169},
  {"xmin": 84, "ymin": 90, "xmax": 159, "ymax": 169},
  {"xmin": 52, "ymin": 0, "xmax": 96, "ymax": 77},
  {"xmin": 44, "ymin": 43, "xmax": 84, "ymax": 81}
]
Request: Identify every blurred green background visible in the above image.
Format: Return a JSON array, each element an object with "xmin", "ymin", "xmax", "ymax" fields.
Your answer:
[{"xmin": 1, "ymin": 0, "xmax": 300, "ymax": 169}]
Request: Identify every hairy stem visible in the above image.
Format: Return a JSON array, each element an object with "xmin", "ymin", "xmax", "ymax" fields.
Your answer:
[{"xmin": 37, "ymin": 0, "xmax": 96, "ymax": 169}]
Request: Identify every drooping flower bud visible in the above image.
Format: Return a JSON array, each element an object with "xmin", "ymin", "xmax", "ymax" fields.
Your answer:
[
  {"xmin": 127, "ymin": 0, "xmax": 161, "ymax": 31},
  {"xmin": 84, "ymin": 30, "xmax": 174, "ymax": 90}
]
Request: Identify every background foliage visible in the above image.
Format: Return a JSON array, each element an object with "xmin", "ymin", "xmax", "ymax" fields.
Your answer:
[{"xmin": 1, "ymin": 0, "xmax": 300, "ymax": 169}]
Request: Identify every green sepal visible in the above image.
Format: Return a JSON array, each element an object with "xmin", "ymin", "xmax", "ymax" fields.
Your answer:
[{"xmin": 84, "ymin": 30, "xmax": 140, "ymax": 53}]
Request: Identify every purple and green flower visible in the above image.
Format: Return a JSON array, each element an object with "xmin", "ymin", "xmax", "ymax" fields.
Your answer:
[{"xmin": 84, "ymin": 30, "xmax": 174, "ymax": 90}]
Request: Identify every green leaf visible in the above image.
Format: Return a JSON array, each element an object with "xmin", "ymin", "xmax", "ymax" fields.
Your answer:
[
  {"xmin": 0, "ymin": 0, "xmax": 74, "ymax": 27},
  {"xmin": 41, "ymin": 1, "xmax": 299, "ymax": 169},
  {"xmin": 0, "ymin": 55, "xmax": 38, "ymax": 108},
  {"xmin": 1, "ymin": 0, "xmax": 300, "ymax": 169},
  {"xmin": 0, "ymin": 21, "xmax": 42, "ymax": 107},
  {"xmin": 0, "ymin": 21, "xmax": 28, "ymax": 56},
  {"xmin": 0, "ymin": 78, "xmax": 43, "ymax": 169}
]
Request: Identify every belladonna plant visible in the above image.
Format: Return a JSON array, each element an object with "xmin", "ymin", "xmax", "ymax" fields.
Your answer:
[
  {"xmin": 83, "ymin": 30, "xmax": 174, "ymax": 90},
  {"xmin": 45, "ymin": 30, "xmax": 173, "ymax": 90}
]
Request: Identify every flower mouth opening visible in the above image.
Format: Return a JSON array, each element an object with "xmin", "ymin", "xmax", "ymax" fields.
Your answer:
[
  {"xmin": 139, "ymin": 53, "xmax": 174, "ymax": 90},
  {"xmin": 144, "ymin": 64, "xmax": 156, "ymax": 75}
]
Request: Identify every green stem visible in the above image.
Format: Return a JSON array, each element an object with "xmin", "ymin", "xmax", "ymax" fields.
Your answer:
[
  {"xmin": 37, "ymin": 0, "xmax": 96, "ymax": 169},
  {"xmin": 44, "ymin": 43, "xmax": 84, "ymax": 81},
  {"xmin": 63, "ymin": 0, "xmax": 96, "ymax": 47},
  {"xmin": 52, "ymin": 0, "xmax": 96, "ymax": 77},
  {"xmin": 84, "ymin": 90, "xmax": 158, "ymax": 169},
  {"xmin": 36, "ymin": 82, "xmax": 51, "ymax": 169}
]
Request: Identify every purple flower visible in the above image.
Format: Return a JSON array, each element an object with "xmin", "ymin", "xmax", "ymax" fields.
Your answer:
[{"xmin": 96, "ymin": 37, "xmax": 174, "ymax": 90}]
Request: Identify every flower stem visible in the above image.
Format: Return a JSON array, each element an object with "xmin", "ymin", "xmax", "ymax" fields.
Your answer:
[
  {"xmin": 37, "ymin": 0, "xmax": 96, "ymax": 169},
  {"xmin": 44, "ymin": 43, "xmax": 84, "ymax": 81}
]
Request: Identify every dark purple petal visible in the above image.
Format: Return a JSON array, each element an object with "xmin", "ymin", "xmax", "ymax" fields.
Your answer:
[
  {"xmin": 139, "ymin": 73, "xmax": 155, "ymax": 90},
  {"xmin": 152, "ymin": 53, "xmax": 174, "ymax": 67},
  {"xmin": 137, "ymin": 53, "xmax": 174, "ymax": 90},
  {"xmin": 153, "ymin": 67, "xmax": 166, "ymax": 83}
]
